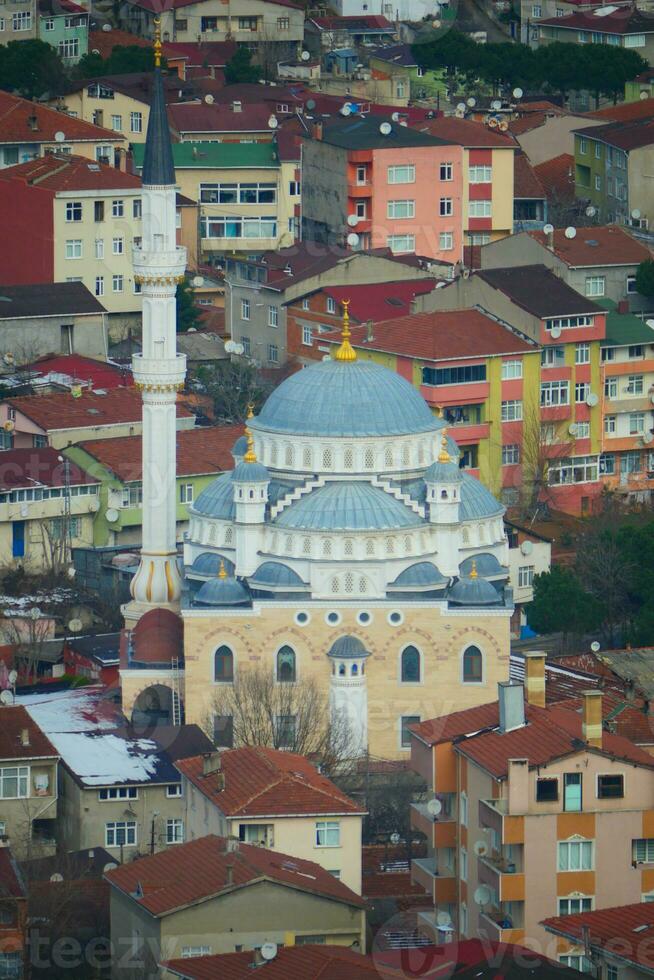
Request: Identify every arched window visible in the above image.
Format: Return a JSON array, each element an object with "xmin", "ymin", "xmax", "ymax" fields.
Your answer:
[
  {"xmin": 303, "ymin": 446, "xmax": 312, "ymax": 468},
  {"xmin": 271, "ymin": 444, "xmax": 278, "ymax": 466},
  {"xmin": 322, "ymin": 447, "xmax": 333, "ymax": 468},
  {"xmin": 385, "ymin": 446, "xmax": 394, "ymax": 467},
  {"xmin": 366, "ymin": 538, "xmax": 375, "ymax": 556},
  {"xmin": 214, "ymin": 645, "xmax": 234, "ymax": 683},
  {"xmin": 404, "ymin": 535, "xmax": 412, "ymax": 554},
  {"xmin": 224, "ymin": 526, "xmax": 233, "ymax": 545},
  {"xmin": 322, "ymin": 538, "xmax": 332, "ymax": 557},
  {"xmin": 402, "ymin": 444, "xmax": 410, "ymax": 466},
  {"xmin": 351, "ymin": 663, "xmax": 358, "ymax": 676},
  {"xmin": 302, "ymin": 537, "xmax": 311, "ymax": 555},
  {"xmin": 462, "ymin": 527, "xmax": 469, "ymax": 545},
  {"xmin": 344, "ymin": 538, "xmax": 354, "ymax": 556},
  {"xmin": 339, "ymin": 663, "xmax": 346, "ymax": 676},
  {"xmin": 462, "ymin": 646, "xmax": 483, "ymax": 683},
  {"xmin": 209, "ymin": 525, "xmax": 217, "ymax": 544},
  {"xmin": 344, "ymin": 447, "xmax": 354, "ymax": 469},
  {"xmin": 441, "ymin": 489, "xmax": 448, "ymax": 500},
  {"xmin": 344, "ymin": 572, "xmax": 354, "ymax": 593},
  {"xmin": 285, "ymin": 535, "xmax": 294, "ymax": 553},
  {"xmin": 285, "ymin": 445, "xmax": 293, "ymax": 467},
  {"xmin": 401, "ymin": 645, "xmax": 421, "ymax": 683},
  {"xmin": 385, "ymin": 537, "xmax": 395, "ymax": 555},
  {"xmin": 359, "ymin": 576, "xmax": 367, "ymax": 593},
  {"xmin": 276, "ymin": 645, "xmax": 296, "ymax": 683},
  {"xmin": 364, "ymin": 447, "xmax": 374, "ymax": 468}
]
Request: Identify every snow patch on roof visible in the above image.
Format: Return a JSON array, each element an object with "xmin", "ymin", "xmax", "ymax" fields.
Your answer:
[{"xmin": 48, "ymin": 732, "xmax": 160, "ymax": 786}]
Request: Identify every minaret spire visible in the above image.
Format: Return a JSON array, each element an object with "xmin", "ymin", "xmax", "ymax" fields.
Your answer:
[{"xmin": 126, "ymin": 35, "xmax": 187, "ymax": 620}]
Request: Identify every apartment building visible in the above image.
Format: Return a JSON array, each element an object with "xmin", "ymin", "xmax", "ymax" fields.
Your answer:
[
  {"xmin": 410, "ymin": 657, "xmax": 654, "ymax": 959},
  {"xmin": 0, "ymin": 154, "xmax": 142, "ymax": 328},
  {"xmin": 0, "ymin": 0, "xmax": 37, "ymax": 45},
  {"xmin": 37, "ymin": 0, "xmax": 88, "ymax": 65},
  {"xmin": 543, "ymin": 901, "xmax": 654, "ymax": 978},
  {"xmin": 573, "ymin": 119, "xmax": 654, "ymax": 226},
  {"xmin": 301, "ymin": 117, "xmax": 465, "ymax": 263},
  {"xmin": 0, "ymin": 845, "xmax": 28, "ymax": 980},
  {"xmin": 537, "ymin": 7, "xmax": 654, "ymax": 60},
  {"xmin": 59, "ymin": 74, "xmax": 166, "ymax": 145},
  {"xmin": 504, "ymin": 519, "xmax": 552, "ymax": 634},
  {"xmin": 0, "ymin": 282, "xmax": 108, "ymax": 362}
]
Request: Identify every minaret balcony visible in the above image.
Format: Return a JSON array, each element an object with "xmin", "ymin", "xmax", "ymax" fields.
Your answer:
[
  {"xmin": 132, "ymin": 353, "xmax": 187, "ymax": 389},
  {"xmin": 133, "ymin": 246, "xmax": 187, "ymax": 281}
]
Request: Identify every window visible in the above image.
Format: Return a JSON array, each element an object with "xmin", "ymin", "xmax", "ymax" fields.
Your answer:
[
  {"xmin": 241, "ymin": 336, "xmax": 251, "ymax": 357},
  {"xmin": 289, "ymin": 180, "xmax": 300, "ymax": 196},
  {"xmin": 541, "ymin": 345, "xmax": 565, "ymax": 367},
  {"xmin": 105, "ymin": 821, "xmax": 136, "ymax": 847},
  {"xmin": 439, "ymin": 232, "xmax": 453, "ymax": 251},
  {"xmin": 112, "ymin": 199, "xmax": 124, "ymax": 217},
  {"xmin": 575, "ymin": 343, "xmax": 590, "ymax": 365},
  {"xmin": 563, "ymin": 772, "xmax": 582, "ymax": 811},
  {"xmin": 605, "ymin": 378, "xmax": 618, "ymax": 401},
  {"xmin": 129, "ymin": 111, "xmax": 143, "ymax": 133},
  {"xmin": 326, "ymin": 296, "xmax": 337, "ymax": 314},
  {"xmin": 462, "ymin": 646, "xmax": 482, "ymax": 682},
  {"xmin": 387, "ymin": 234, "xmax": 415, "ymax": 254},
  {"xmin": 166, "ymin": 819, "xmax": 184, "ymax": 844},
  {"xmin": 469, "ymin": 232, "xmax": 490, "ymax": 245},
  {"xmin": 43, "ymin": 17, "xmax": 54, "ymax": 29},
  {"xmin": 558, "ymin": 896, "xmax": 593, "ymax": 915},
  {"xmin": 12, "ymin": 11, "xmax": 31, "ymax": 29},
  {"xmin": 625, "ymin": 32, "xmax": 646, "ymax": 46},
  {"xmin": 98, "ymin": 787, "xmax": 138, "ymax": 801},
  {"xmin": 549, "ymin": 455, "xmax": 598, "ymax": 485},
  {"xmin": 607, "ymin": 967, "xmax": 619, "ymax": 980},
  {"xmin": 460, "ymin": 792, "xmax": 468, "ymax": 826},
  {"xmin": 558, "ymin": 839, "xmax": 593, "ymax": 870},
  {"xmin": 241, "ymin": 299, "xmax": 250, "ymax": 320},
  {"xmin": 166, "ymin": 784, "xmax": 182, "ymax": 798},
  {"xmin": 440, "ymin": 162, "xmax": 453, "ymax": 181},
  {"xmin": 302, "ymin": 325, "xmax": 312, "ymax": 346},
  {"xmin": 501, "ymin": 400, "xmax": 522, "ymax": 421},
  {"xmin": 532, "ymin": 3, "xmax": 541, "ymax": 14},
  {"xmin": 536, "ymin": 777, "xmax": 558, "ymax": 802},
  {"xmin": 94, "ymin": 200, "xmax": 104, "ymax": 222},
  {"xmin": 179, "ymin": 484, "xmax": 193, "ymax": 504},
  {"xmin": 276, "ymin": 645, "xmax": 296, "ymax": 683},
  {"xmin": 214, "ymin": 645, "xmax": 234, "ymax": 682},
  {"xmin": 546, "ymin": 315, "xmax": 593, "ymax": 332},
  {"xmin": 356, "ymin": 166, "xmax": 367, "ymax": 185},
  {"xmin": 65, "ymin": 240, "xmax": 82, "ymax": 259},
  {"xmin": 469, "ymin": 200, "xmax": 492, "ymax": 217},
  {"xmin": 0, "ymin": 766, "xmax": 28, "ymax": 799},
  {"xmin": 112, "ymin": 275, "xmax": 124, "ymax": 293},
  {"xmin": 560, "ymin": 956, "xmax": 593, "ymax": 973},
  {"xmin": 502, "ymin": 444, "xmax": 520, "ymax": 465},
  {"xmin": 238, "ymin": 15, "xmax": 257, "ymax": 29},
  {"xmin": 627, "ymin": 276, "xmax": 638, "ymax": 295},
  {"xmin": 399, "ymin": 715, "xmax": 420, "ymax": 748},
  {"xmin": 182, "ymin": 946, "xmax": 211, "ymax": 958},
  {"xmin": 575, "ymin": 421, "xmax": 590, "ymax": 439},
  {"xmin": 301, "ymin": 298, "xmax": 310, "ymax": 311},
  {"xmin": 268, "ymin": 344, "xmax": 278, "ymax": 364},
  {"xmin": 586, "ymin": 276, "xmax": 605, "ymax": 297},
  {"xmin": 133, "ymin": 199, "xmax": 142, "ymax": 219},
  {"xmin": 634, "ymin": 839, "xmax": 654, "ymax": 863},
  {"xmin": 469, "ymin": 165, "xmax": 492, "ymax": 183},
  {"xmin": 460, "ymin": 846, "xmax": 468, "ymax": 881},
  {"xmin": 627, "ymin": 375, "xmax": 644, "ymax": 395},
  {"xmin": 440, "ymin": 198, "xmax": 453, "ymax": 216},
  {"xmin": 65, "ymin": 201, "xmax": 82, "ymax": 222},
  {"xmin": 388, "ymin": 165, "xmax": 415, "ymax": 184},
  {"xmin": 576, "ymin": 382, "xmax": 590, "ymax": 404},
  {"xmin": 111, "ymin": 114, "xmax": 122, "ymax": 132},
  {"xmin": 518, "ymin": 565, "xmax": 534, "ymax": 588},
  {"xmin": 214, "ymin": 714, "xmax": 233, "ymax": 748},
  {"xmin": 597, "ymin": 774, "xmax": 624, "ymax": 798},
  {"xmin": 401, "ymin": 645, "xmax": 421, "ymax": 683},
  {"xmin": 424, "ymin": 364, "xmax": 486, "ymax": 386},
  {"xmin": 316, "ymin": 820, "xmax": 340, "ymax": 847},
  {"xmin": 199, "ymin": 182, "xmax": 276, "ymax": 205},
  {"xmin": 387, "ymin": 199, "xmax": 415, "ymax": 219},
  {"xmin": 595, "ymin": 175, "xmax": 601, "ymax": 192},
  {"xmin": 540, "ymin": 381, "xmax": 569, "ymax": 407},
  {"xmin": 355, "ymin": 201, "xmax": 366, "ymax": 219},
  {"xmin": 502, "ymin": 360, "xmax": 522, "ymax": 380},
  {"xmin": 201, "ymin": 215, "xmax": 277, "ymax": 240},
  {"xmin": 112, "ymin": 236, "xmax": 124, "ymax": 255},
  {"xmin": 93, "ymin": 238, "xmax": 104, "ymax": 260},
  {"xmin": 630, "ymin": 413, "xmax": 646, "ymax": 435},
  {"xmin": 268, "ymin": 305, "xmax": 278, "ymax": 328}
]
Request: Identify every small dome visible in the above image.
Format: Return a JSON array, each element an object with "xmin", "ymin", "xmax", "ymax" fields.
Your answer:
[
  {"xmin": 327, "ymin": 635, "xmax": 370, "ymax": 659},
  {"xmin": 249, "ymin": 562, "xmax": 308, "ymax": 590},
  {"xmin": 132, "ymin": 608, "xmax": 183, "ymax": 664},
  {"xmin": 460, "ymin": 553, "xmax": 507, "ymax": 578},
  {"xmin": 232, "ymin": 435, "xmax": 248, "ymax": 458},
  {"xmin": 274, "ymin": 481, "xmax": 422, "ymax": 531},
  {"xmin": 195, "ymin": 575, "xmax": 250, "ymax": 607},
  {"xmin": 425, "ymin": 458, "xmax": 462, "ymax": 484},
  {"xmin": 391, "ymin": 562, "xmax": 448, "ymax": 589},
  {"xmin": 232, "ymin": 459, "xmax": 269, "ymax": 483},
  {"xmin": 193, "ymin": 473, "xmax": 235, "ymax": 520},
  {"xmin": 189, "ymin": 552, "xmax": 235, "ymax": 577},
  {"xmin": 448, "ymin": 572, "xmax": 502, "ymax": 607},
  {"xmin": 460, "ymin": 474, "xmax": 504, "ymax": 521},
  {"xmin": 252, "ymin": 359, "xmax": 441, "ymax": 438}
]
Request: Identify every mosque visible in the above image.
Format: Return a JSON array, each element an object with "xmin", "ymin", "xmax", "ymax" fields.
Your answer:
[{"xmin": 120, "ymin": 38, "xmax": 513, "ymax": 760}]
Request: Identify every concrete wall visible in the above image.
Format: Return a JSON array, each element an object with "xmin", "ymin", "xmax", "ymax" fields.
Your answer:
[
  {"xmin": 516, "ymin": 116, "xmax": 604, "ymax": 166},
  {"xmin": 301, "ymin": 140, "xmax": 349, "ymax": 246},
  {"xmin": 0, "ymin": 312, "xmax": 107, "ymax": 363}
]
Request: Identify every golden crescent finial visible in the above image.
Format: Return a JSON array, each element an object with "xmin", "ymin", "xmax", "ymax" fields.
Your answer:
[
  {"xmin": 438, "ymin": 428, "xmax": 451, "ymax": 463},
  {"xmin": 470, "ymin": 560, "xmax": 478, "ymax": 580},
  {"xmin": 243, "ymin": 427, "xmax": 257, "ymax": 463},
  {"xmin": 218, "ymin": 559, "xmax": 227, "ymax": 579},
  {"xmin": 153, "ymin": 17, "xmax": 162, "ymax": 69},
  {"xmin": 246, "ymin": 403, "xmax": 254, "ymax": 420},
  {"xmin": 334, "ymin": 298, "xmax": 357, "ymax": 363}
]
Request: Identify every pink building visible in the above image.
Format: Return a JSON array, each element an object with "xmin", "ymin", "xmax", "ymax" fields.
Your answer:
[{"xmin": 301, "ymin": 117, "xmax": 464, "ymax": 263}]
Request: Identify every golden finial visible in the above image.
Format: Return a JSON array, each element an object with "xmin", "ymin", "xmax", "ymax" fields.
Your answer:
[
  {"xmin": 218, "ymin": 559, "xmax": 227, "ymax": 579},
  {"xmin": 470, "ymin": 560, "xmax": 478, "ymax": 580},
  {"xmin": 334, "ymin": 299, "xmax": 357, "ymax": 363},
  {"xmin": 153, "ymin": 17, "xmax": 162, "ymax": 69},
  {"xmin": 243, "ymin": 427, "xmax": 257, "ymax": 463},
  {"xmin": 246, "ymin": 403, "xmax": 254, "ymax": 420},
  {"xmin": 438, "ymin": 428, "xmax": 451, "ymax": 463}
]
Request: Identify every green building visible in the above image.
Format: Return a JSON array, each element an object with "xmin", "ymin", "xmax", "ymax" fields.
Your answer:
[
  {"xmin": 38, "ymin": 0, "xmax": 88, "ymax": 65},
  {"xmin": 573, "ymin": 120, "xmax": 654, "ymax": 227}
]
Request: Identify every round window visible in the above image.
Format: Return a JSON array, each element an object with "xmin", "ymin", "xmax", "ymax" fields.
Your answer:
[
  {"xmin": 326, "ymin": 611, "xmax": 341, "ymax": 626},
  {"xmin": 295, "ymin": 611, "xmax": 310, "ymax": 626},
  {"xmin": 357, "ymin": 611, "xmax": 372, "ymax": 626},
  {"xmin": 388, "ymin": 610, "xmax": 404, "ymax": 626}
]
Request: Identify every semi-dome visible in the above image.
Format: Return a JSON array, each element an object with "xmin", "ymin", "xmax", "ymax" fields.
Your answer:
[
  {"xmin": 252, "ymin": 360, "xmax": 442, "ymax": 438},
  {"xmin": 327, "ymin": 635, "xmax": 370, "ymax": 659},
  {"xmin": 273, "ymin": 481, "xmax": 422, "ymax": 531},
  {"xmin": 249, "ymin": 562, "xmax": 308, "ymax": 591},
  {"xmin": 390, "ymin": 562, "xmax": 448, "ymax": 589},
  {"xmin": 448, "ymin": 569, "xmax": 503, "ymax": 607},
  {"xmin": 189, "ymin": 552, "xmax": 235, "ymax": 577},
  {"xmin": 460, "ymin": 553, "xmax": 507, "ymax": 578},
  {"xmin": 193, "ymin": 473, "xmax": 235, "ymax": 520},
  {"xmin": 194, "ymin": 575, "xmax": 250, "ymax": 607},
  {"xmin": 460, "ymin": 474, "xmax": 504, "ymax": 521}
]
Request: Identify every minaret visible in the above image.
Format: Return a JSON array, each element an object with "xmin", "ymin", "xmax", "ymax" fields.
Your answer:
[{"xmin": 127, "ymin": 21, "xmax": 187, "ymax": 618}]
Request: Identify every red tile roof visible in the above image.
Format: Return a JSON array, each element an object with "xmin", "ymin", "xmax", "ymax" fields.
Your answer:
[
  {"xmin": 0, "ymin": 91, "xmax": 124, "ymax": 145},
  {"xmin": 311, "ymin": 14, "xmax": 393, "ymax": 27},
  {"xmin": 26, "ymin": 355, "xmax": 131, "ymax": 390},
  {"xmin": 317, "ymin": 308, "xmax": 535, "ymax": 361},
  {"xmin": 533, "ymin": 153, "xmax": 575, "ymax": 202},
  {"xmin": 0, "ymin": 447, "xmax": 97, "ymax": 491},
  {"xmin": 412, "ymin": 116, "xmax": 516, "ymax": 148},
  {"xmin": 589, "ymin": 96, "xmax": 654, "ymax": 123},
  {"xmin": 77, "ymin": 424, "xmax": 242, "ymax": 482},
  {"xmin": 0, "ymin": 849, "xmax": 27, "ymax": 900},
  {"xmin": 105, "ymin": 835, "xmax": 364, "ymax": 915},
  {"xmin": 168, "ymin": 101, "xmax": 275, "ymax": 134},
  {"xmin": 162, "ymin": 41, "xmax": 236, "ymax": 66},
  {"xmin": 0, "ymin": 706, "xmax": 57, "ymax": 761},
  {"xmin": 7, "ymin": 388, "xmax": 192, "ymax": 432},
  {"xmin": 131, "ymin": 0, "xmax": 299, "ymax": 10},
  {"xmin": 538, "ymin": 7, "xmax": 654, "ymax": 31},
  {"xmin": 176, "ymin": 746, "xmax": 365, "ymax": 818},
  {"xmin": 575, "ymin": 117, "xmax": 654, "ymax": 152},
  {"xmin": 542, "ymin": 902, "xmax": 654, "ymax": 969},
  {"xmin": 87, "ymin": 28, "xmax": 151, "ymax": 59},
  {"xmin": 0, "ymin": 153, "xmax": 140, "ymax": 192},
  {"xmin": 318, "ymin": 280, "xmax": 437, "ymax": 323},
  {"xmin": 527, "ymin": 225, "xmax": 651, "ymax": 267},
  {"xmin": 164, "ymin": 946, "xmax": 378, "ymax": 980},
  {"xmin": 412, "ymin": 702, "xmax": 500, "ymax": 746},
  {"xmin": 514, "ymin": 152, "xmax": 546, "ymax": 199}
]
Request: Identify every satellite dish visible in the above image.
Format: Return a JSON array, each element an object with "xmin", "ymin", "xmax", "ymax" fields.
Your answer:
[
  {"xmin": 50, "ymin": 873, "xmax": 64, "ymax": 882},
  {"xmin": 513, "ymin": 87, "xmax": 523, "ymax": 99},
  {"xmin": 641, "ymin": 90, "xmax": 649, "ymax": 100},
  {"xmin": 473, "ymin": 839, "xmax": 488, "ymax": 857},
  {"xmin": 520, "ymin": 539, "xmax": 533, "ymax": 556},
  {"xmin": 54, "ymin": 131, "xmax": 66, "ymax": 143},
  {"xmin": 0, "ymin": 691, "xmax": 13, "ymax": 706},
  {"xmin": 492, "ymin": 99, "xmax": 502, "ymax": 110},
  {"xmin": 391, "ymin": 111, "xmax": 400, "ymax": 121},
  {"xmin": 426, "ymin": 798, "xmax": 442, "ymax": 816},
  {"xmin": 204, "ymin": 94, "xmax": 215, "ymax": 104},
  {"xmin": 647, "ymin": 319, "xmax": 654, "ymax": 329},
  {"xmin": 379, "ymin": 121, "xmax": 392, "ymax": 135},
  {"xmin": 644, "ymin": 432, "xmax": 653, "ymax": 445},
  {"xmin": 390, "ymin": 832, "xmax": 401, "ymax": 845},
  {"xmin": 306, "ymin": 98, "xmax": 316, "ymax": 110},
  {"xmin": 488, "ymin": 116, "xmax": 499, "ymax": 128},
  {"xmin": 456, "ymin": 102, "xmax": 466, "ymax": 113},
  {"xmin": 586, "ymin": 205, "xmax": 596, "ymax": 217},
  {"xmin": 261, "ymin": 943, "xmax": 277, "ymax": 962},
  {"xmin": 8, "ymin": 670, "xmax": 17, "ymax": 685},
  {"xmin": 347, "ymin": 232, "xmax": 360, "ymax": 247},
  {"xmin": 192, "ymin": 275, "xmax": 204, "ymax": 287},
  {"xmin": 632, "ymin": 208, "xmax": 642, "ymax": 220},
  {"xmin": 106, "ymin": 508, "xmax": 119, "ymax": 523},
  {"xmin": 565, "ymin": 226, "xmax": 577, "ymax": 239},
  {"xmin": 68, "ymin": 618, "xmax": 83, "ymax": 633},
  {"xmin": 347, "ymin": 214, "xmax": 359, "ymax": 227},
  {"xmin": 586, "ymin": 392, "xmax": 599, "ymax": 407},
  {"xmin": 268, "ymin": 115, "xmax": 278, "ymax": 129},
  {"xmin": 499, "ymin": 119, "xmax": 509, "ymax": 132},
  {"xmin": 340, "ymin": 103, "xmax": 352, "ymax": 116},
  {"xmin": 224, "ymin": 340, "xmax": 236, "ymax": 354},
  {"xmin": 550, "ymin": 326, "xmax": 562, "ymax": 339},
  {"xmin": 436, "ymin": 911, "xmax": 452, "ymax": 927},
  {"xmin": 101, "ymin": 22, "xmax": 111, "ymax": 31},
  {"xmin": 474, "ymin": 885, "xmax": 492, "ymax": 906},
  {"xmin": 467, "ymin": 97, "xmax": 476, "ymax": 107},
  {"xmin": 568, "ymin": 422, "xmax": 579, "ymax": 436},
  {"xmin": 590, "ymin": 641, "xmax": 601, "ymax": 652},
  {"xmin": 234, "ymin": 343, "xmax": 245, "ymax": 355},
  {"xmin": 301, "ymin": 50, "xmax": 311, "ymax": 61},
  {"xmin": 103, "ymin": 862, "xmax": 118, "ymax": 873},
  {"xmin": 543, "ymin": 223, "xmax": 554, "ymax": 235},
  {"xmin": 432, "ymin": 18, "xmax": 441, "ymax": 27},
  {"xmin": 3, "ymin": 420, "xmax": 14, "ymax": 432}
]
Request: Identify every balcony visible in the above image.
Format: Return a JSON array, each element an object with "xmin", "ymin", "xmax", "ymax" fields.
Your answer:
[
  {"xmin": 478, "ymin": 850, "xmax": 525, "ymax": 902},
  {"xmin": 479, "ymin": 906, "xmax": 525, "ymax": 944},
  {"xmin": 410, "ymin": 802, "xmax": 457, "ymax": 849},
  {"xmin": 412, "ymin": 855, "xmax": 438, "ymax": 895},
  {"xmin": 347, "ymin": 182, "xmax": 373, "ymax": 198},
  {"xmin": 417, "ymin": 909, "xmax": 455, "ymax": 944},
  {"xmin": 479, "ymin": 798, "xmax": 524, "ymax": 846}
]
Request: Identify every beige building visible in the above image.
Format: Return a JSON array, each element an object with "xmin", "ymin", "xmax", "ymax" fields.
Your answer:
[
  {"xmin": 106, "ymin": 834, "xmax": 366, "ymax": 977},
  {"xmin": 57, "ymin": 75, "xmax": 155, "ymax": 145},
  {"xmin": 0, "ymin": 707, "xmax": 59, "ymax": 860},
  {"xmin": 175, "ymin": 747, "xmax": 365, "ymax": 894},
  {"xmin": 410, "ymin": 660, "xmax": 654, "ymax": 965},
  {"xmin": 0, "ymin": 282, "xmax": 108, "ymax": 363},
  {"xmin": 543, "ymin": 900, "xmax": 654, "ymax": 979}
]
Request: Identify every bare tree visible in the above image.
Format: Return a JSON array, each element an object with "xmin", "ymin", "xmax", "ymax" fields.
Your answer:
[
  {"xmin": 518, "ymin": 402, "xmax": 572, "ymax": 520},
  {"xmin": 0, "ymin": 611, "xmax": 54, "ymax": 684},
  {"xmin": 191, "ymin": 358, "xmax": 276, "ymax": 424}
]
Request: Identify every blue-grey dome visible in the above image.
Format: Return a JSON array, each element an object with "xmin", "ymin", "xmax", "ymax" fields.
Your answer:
[
  {"xmin": 252, "ymin": 360, "xmax": 441, "ymax": 438},
  {"xmin": 274, "ymin": 481, "xmax": 422, "ymax": 531},
  {"xmin": 445, "ymin": 434, "xmax": 460, "ymax": 458},
  {"xmin": 249, "ymin": 562, "xmax": 308, "ymax": 590},
  {"xmin": 460, "ymin": 553, "xmax": 507, "ymax": 578},
  {"xmin": 460, "ymin": 474, "xmax": 504, "ymax": 521},
  {"xmin": 232, "ymin": 435, "xmax": 248, "ymax": 458},
  {"xmin": 232, "ymin": 459, "xmax": 269, "ymax": 483},
  {"xmin": 194, "ymin": 575, "xmax": 250, "ymax": 607},
  {"xmin": 448, "ymin": 573, "xmax": 502, "ymax": 607},
  {"xmin": 391, "ymin": 562, "xmax": 448, "ymax": 589},
  {"xmin": 193, "ymin": 473, "xmax": 235, "ymax": 520},
  {"xmin": 189, "ymin": 552, "xmax": 235, "ymax": 577},
  {"xmin": 327, "ymin": 635, "xmax": 370, "ymax": 659},
  {"xmin": 425, "ymin": 458, "xmax": 462, "ymax": 483}
]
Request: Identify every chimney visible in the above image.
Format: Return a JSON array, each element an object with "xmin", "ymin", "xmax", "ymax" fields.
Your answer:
[
  {"xmin": 232, "ymin": 100, "xmax": 242, "ymax": 112},
  {"xmin": 226, "ymin": 836, "xmax": 239, "ymax": 853},
  {"xmin": 202, "ymin": 751, "xmax": 222, "ymax": 776},
  {"xmin": 20, "ymin": 728, "xmax": 30, "ymax": 747},
  {"xmin": 313, "ymin": 120, "xmax": 323, "ymax": 141},
  {"xmin": 617, "ymin": 299, "xmax": 629, "ymax": 314},
  {"xmin": 365, "ymin": 319, "xmax": 374, "ymax": 342},
  {"xmin": 524, "ymin": 651, "xmax": 546, "ymax": 707},
  {"xmin": 582, "ymin": 690, "xmax": 603, "ymax": 748},
  {"xmin": 498, "ymin": 681, "xmax": 525, "ymax": 733},
  {"xmin": 225, "ymin": 862, "xmax": 234, "ymax": 885},
  {"xmin": 546, "ymin": 226, "xmax": 554, "ymax": 251},
  {"xmin": 507, "ymin": 758, "xmax": 529, "ymax": 815}
]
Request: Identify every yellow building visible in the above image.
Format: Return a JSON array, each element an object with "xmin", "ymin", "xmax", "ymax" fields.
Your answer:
[
  {"xmin": 57, "ymin": 75, "xmax": 156, "ymax": 145},
  {"xmin": 120, "ymin": 0, "xmax": 304, "ymax": 48}
]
